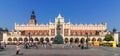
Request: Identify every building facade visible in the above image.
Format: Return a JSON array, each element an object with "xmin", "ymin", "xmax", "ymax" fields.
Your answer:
[
  {"xmin": 0, "ymin": 28, "xmax": 8, "ymax": 41},
  {"xmin": 3, "ymin": 10, "xmax": 111, "ymax": 44}
]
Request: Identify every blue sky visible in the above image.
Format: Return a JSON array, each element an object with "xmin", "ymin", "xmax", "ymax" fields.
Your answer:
[{"xmin": 0, "ymin": 0, "xmax": 120, "ymax": 31}]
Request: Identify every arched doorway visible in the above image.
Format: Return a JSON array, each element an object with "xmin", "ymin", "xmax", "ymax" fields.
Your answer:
[
  {"xmin": 75, "ymin": 38, "xmax": 79, "ymax": 43},
  {"xmin": 13, "ymin": 37, "xmax": 17, "ymax": 44},
  {"xmin": 30, "ymin": 38, "xmax": 33, "ymax": 42},
  {"xmin": 86, "ymin": 38, "xmax": 90, "ymax": 42},
  {"xmin": 35, "ymin": 38, "xmax": 39, "ymax": 41},
  {"xmin": 92, "ymin": 38, "xmax": 96, "ymax": 42},
  {"xmin": 24, "ymin": 38, "xmax": 28, "ymax": 42},
  {"xmin": 80, "ymin": 38, "xmax": 85, "ymax": 44},
  {"xmin": 51, "ymin": 38, "xmax": 54, "ymax": 41},
  {"xmin": 70, "ymin": 38, "xmax": 74, "ymax": 43},
  {"xmin": 19, "ymin": 38, "xmax": 23, "ymax": 41},
  {"xmin": 97, "ymin": 38, "xmax": 102, "ymax": 42},
  {"xmin": 40, "ymin": 38, "xmax": 44, "ymax": 43},
  {"xmin": 8, "ymin": 38, "xmax": 12, "ymax": 42},
  {"xmin": 45, "ymin": 38, "xmax": 49, "ymax": 43},
  {"xmin": 65, "ymin": 38, "xmax": 68, "ymax": 43},
  {"xmin": 13, "ymin": 37, "xmax": 17, "ymax": 41}
]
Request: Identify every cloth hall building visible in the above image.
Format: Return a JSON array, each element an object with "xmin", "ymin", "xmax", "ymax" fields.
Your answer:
[{"xmin": 3, "ymin": 10, "xmax": 118, "ymax": 44}]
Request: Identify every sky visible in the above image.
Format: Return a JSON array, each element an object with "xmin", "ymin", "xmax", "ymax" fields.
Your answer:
[{"xmin": 0, "ymin": 0, "xmax": 120, "ymax": 31}]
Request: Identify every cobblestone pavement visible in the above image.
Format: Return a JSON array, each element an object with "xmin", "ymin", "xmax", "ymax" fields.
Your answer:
[{"xmin": 0, "ymin": 45, "xmax": 120, "ymax": 56}]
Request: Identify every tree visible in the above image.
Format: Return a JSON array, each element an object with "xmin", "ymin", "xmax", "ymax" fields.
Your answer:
[{"xmin": 104, "ymin": 34, "xmax": 114, "ymax": 41}]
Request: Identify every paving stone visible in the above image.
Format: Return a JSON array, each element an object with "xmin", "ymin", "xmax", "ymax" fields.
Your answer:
[{"xmin": 0, "ymin": 45, "xmax": 120, "ymax": 56}]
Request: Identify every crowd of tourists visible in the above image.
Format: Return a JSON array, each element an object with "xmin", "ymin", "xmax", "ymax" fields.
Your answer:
[
  {"xmin": 23, "ymin": 42, "xmax": 39, "ymax": 49},
  {"xmin": 20, "ymin": 41, "xmax": 91, "ymax": 49},
  {"xmin": 15, "ymin": 42, "xmax": 90, "ymax": 55}
]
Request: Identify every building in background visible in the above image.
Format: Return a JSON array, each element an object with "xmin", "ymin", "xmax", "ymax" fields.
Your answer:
[
  {"xmin": 0, "ymin": 28, "xmax": 8, "ymax": 41},
  {"xmin": 3, "ymin": 10, "xmax": 118, "ymax": 44}
]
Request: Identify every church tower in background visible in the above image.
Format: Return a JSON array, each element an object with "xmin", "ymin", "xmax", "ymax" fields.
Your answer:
[{"xmin": 29, "ymin": 10, "xmax": 37, "ymax": 25}]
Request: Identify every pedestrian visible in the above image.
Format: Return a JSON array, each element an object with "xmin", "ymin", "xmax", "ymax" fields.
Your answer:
[
  {"xmin": 4, "ymin": 42, "xmax": 6, "ymax": 48},
  {"xmin": 16, "ymin": 44, "xmax": 21, "ymax": 55},
  {"xmin": 35, "ymin": 42, "xmax": 38, "ymax": 48}
]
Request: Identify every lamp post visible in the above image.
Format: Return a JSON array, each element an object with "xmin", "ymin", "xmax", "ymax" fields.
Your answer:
[
  {"xmin": 74, "ymin": 33, "xmax": 75, "ymax": 44},
  {"xmin": 86, "ymin": 32, "xmax": 89, "ymax": 49},
  {"xmin": 28, "ymin": 33, "xmax": 30, "ymax": 43}
]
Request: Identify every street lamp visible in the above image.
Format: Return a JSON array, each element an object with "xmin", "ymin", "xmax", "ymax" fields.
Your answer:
[
  {"xmin": 73, "ymin": 32, "xmax": 76, "ymax": 44},
  {"xmin": 28, "ymin": 33, "xmax": 30, "ymax": 43},
  {"xmin": 86, "ymin": 32, "xmax": 89, "ymax": 49}
]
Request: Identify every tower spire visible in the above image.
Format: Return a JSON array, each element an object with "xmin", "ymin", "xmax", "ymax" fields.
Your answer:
[
  {"xmin": 57, "ymin": 13, "xmax": 62, "ymax": 18},
  {"xmin": 69, "ymin": 19, "xmax": 71, "ymax": 23},
  {"xmin": 49, "ymin": 18, "xmax": 51, "ymax": 23},
  {"xmin": 29, "ymin": 9, "xmax": 37, "ymax": 25},
  {"xmin": 69, "ymin": 19, "xmax": 70, "ymax": 22},
  {"xmin": 30, "ymin": 9, "xmax": 36, "ymax": 19}
]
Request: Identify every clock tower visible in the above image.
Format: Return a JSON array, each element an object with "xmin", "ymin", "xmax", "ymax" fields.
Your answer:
[{"xmin": 29, "ymin": 10, "xmax": 37, "ymax": 25}]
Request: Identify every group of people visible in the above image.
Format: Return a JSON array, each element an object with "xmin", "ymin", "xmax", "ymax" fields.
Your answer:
[
  {"xmin": 0, "ymin": 42, "xmax": 6, "ymax": 50},
  {"xmin": 15, "ymin": 42, "xmax": 91, "ymax": 55},
  {"xmin": 23, "ymin": 42, "xmax": 39, "ymax": 49}
]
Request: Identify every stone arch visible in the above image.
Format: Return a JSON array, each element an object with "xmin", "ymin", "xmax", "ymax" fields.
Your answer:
[
  {"xmin": 24, "ymin": 38, "xmax": 28, "ymax": 42},
  {"xmin": 13, "ymin": 37, "xmax": 17, "ymax": 41},
  {"xmin": 86, "ymin": 38, "xmax": 90, "ymax": 41},
  {"xmin": 45, "ymin": 38, "xmax": 49, "ymax": 42},
  {"xmin": 64, "ymin": 38, "xmax": 69, "ymax": 43},
  {"xmin": 92, "ymin": 38, "xmax": 96, "ymax": 42},
  {"xmin": 40, "ymin": 38, "xmax": 44, "ymax": 43},
  {"xmin": 70, "ymin": 38, "xmax": 74, "ymax": 43},
  {"xmin": 34, "ymin": 37, "xmax": 39, "ymax": 41},
  {"xmin": 30, "ymin": 38, "xmax": 33, "ymax": 42},
  {"xmin": 8, "ymin": 37, "xmax": 12, "ymax": 41},
  {"xmin": 75, "ymin": 38, "xmax": 79, "ymax": 43},
  {"xmin": 80, "ymin": 38, "xmax": 85, "ymax": 44},
  {"xmin": 97, "ymin": 38, "xmax": 102, "ymax": 42},
  {"xmin": 19, "ymin": 38, "xmax": 23, "ymax": 41},
  {"xmin": 51, "ymin": 38, "xmax": 54, "ymax": 41}
]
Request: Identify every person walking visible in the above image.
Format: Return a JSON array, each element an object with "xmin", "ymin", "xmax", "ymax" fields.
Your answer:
[{"xmin": 16, "ymin": 44, "xmax": 21, "ymax": 55}]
